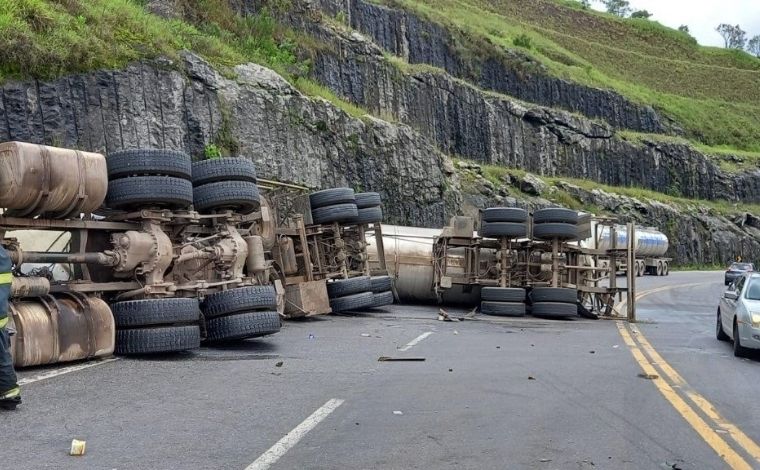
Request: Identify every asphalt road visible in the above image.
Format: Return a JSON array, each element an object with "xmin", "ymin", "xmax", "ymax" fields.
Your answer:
[{"xmin": 2, "ymin": 271, "xmax": 758, "ymax": 469}]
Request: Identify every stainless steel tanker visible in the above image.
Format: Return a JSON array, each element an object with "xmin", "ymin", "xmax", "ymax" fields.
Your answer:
[{"xmin": 588, "ymin": 224, "xmax": 671, "ymax": 277}]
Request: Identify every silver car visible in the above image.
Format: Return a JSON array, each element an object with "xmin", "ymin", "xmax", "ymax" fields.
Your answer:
[{"xmin": 717, "ymin": 272, "xmax": 760, "ymax": 357}]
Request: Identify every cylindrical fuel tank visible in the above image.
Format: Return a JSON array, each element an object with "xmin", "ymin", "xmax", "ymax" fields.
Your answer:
[
  {"xmin": 0, "ymin": 141, "xmax": 108, "ymax": 218},
  {"xmin": 8, "ymin": 294, "xmax": 115, "ymax": 367},
  {"xmin": 366, "ymin": 225, "xmax": 483, "ymax": 304},
  {"xmin": 596, "ymin": 225, "xmax": 669, "ymax": 257},
  {"xmin": 245, "ymin": 235, "xmax": 267, "ymax": 273}
]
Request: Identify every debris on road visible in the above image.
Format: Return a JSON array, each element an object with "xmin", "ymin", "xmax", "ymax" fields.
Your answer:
[
  {"xmin": 453, "ymin": 330, "xmax": 459, "ymax": 335},
  {"xmin": 70, "ymin": 439, "xmax": 86, "ymax": 456},
  {"xmin": 539, "ymin": 458, "xmax": 552, "ymax": 462},
  {"xmin": 360, "ymin": 333, "xmax": 371, "ymax": 337},
  {"xmin": 637, "ymin": 373, "xmax": 659, "ymax": 380},
  {"xmin": 275, "ymin": 361, "xmax": 283, "ymax": 367},
  {"xmin": 378, "ymin": 356, "xmax": 426, "ymax": 362},
  {"xmin": 308, "ymin": 333, "xmax": 315, "ymax": 340},
  {"xmin": 393, "ymin": 410, "xmax": 403, "ymax": 415},
  {"xmin": 589, "ymin": 350, "xmax": 596, "ymax": 354},
  {"xmin": 528, "ymin": 376, "xmax": 536, "ymax": 380},
  {"xmin": 437, "ymin": 309, "xmax": 460, "ymax": 322},
  {"xmin": 448, "ymin": 368, "xmax": 453, "ymax": 372}
]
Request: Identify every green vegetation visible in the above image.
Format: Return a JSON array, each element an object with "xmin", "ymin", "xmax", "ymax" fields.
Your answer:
[
  {"xmin": 203, "ymin": 144, "xmax": 223, "ymax": 159},
  {"xmin": 0, "ymin": 0, "xmax": 368, "ymax": 122},
  {"xmin": 373, "ymin": 0, "xmax": 760, "ymax": 152}
]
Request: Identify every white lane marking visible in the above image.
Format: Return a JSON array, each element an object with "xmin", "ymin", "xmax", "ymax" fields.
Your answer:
[
  {"xmin": 246, "ymin": 398, "xmax": 345, "ymax": 470},
  {"xmin": 18, "ymin": 357, "xmax": 120, "ymax": 385},
  {"xmin": 398, "ymin": 331, "xmax": 433, "ymax": 351}
]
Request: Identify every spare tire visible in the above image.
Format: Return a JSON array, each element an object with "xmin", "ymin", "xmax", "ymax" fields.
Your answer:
[
  {"xmin": 479, "ymin": 222, "xmax": 527, "ymax": 239},
  {"xmin": 531, "ymin": 302, "xmax": 577, "ymax": 319},
  {"xmin": 326, "ymin": 276, "xmax": 371, "ymax": 298},
  {"xmin": 481, "ymin": 301, "xmax": 526, "ymax": 317},
  {"xmin": 311, "ymin": 203, "xmax": 358, "ymax": 225},
  {"xmin": 115, "ymin": 325, "xmax": 200, "ymax": 355},
  {"xmin": 533, "ymin": 208, "xmax": 578, "ymax": 224},
  {"xmin": 106, "ymin": 176, "xmax": 193, "ymax": 210},
  {"xmin": 107, "ymin": 148, "xmax": 192, "ymax": 180},
  {"xmin": 355, "ymin": 192, "xmax": 382, "ymax": 209},
  {"xmin": 329, "ymin": 291, "xmax": 374, "ymax": 312},
  {"xmin": 193, "ymin": 180, "xmax": 261, "ymax": 213},
  {"xmin": 205, "ymin": 310, "xmax": 281, "ymax": 342},
  {"xmin": 482, "ymin": 207, "xmax": 528, "ymax": 223},
  {"xmin": 191, "ymin": 158, "xmax": 257, "ymax": 186},
  {"xmin": 533, "ymin": 223, "xmax": 578, "ymax": 240},
  {"xmin": 203, "ymin": 285, "xmax": 277, "ymax": 318},
  {"xmin": 347, "ymin": 206, "xmax": 383, "ymax": 225},
  {"xmin": 309, "ymin": 188, "xmax": 355, "ymax": 209},
  {"xmin": 112, "ymin": 298, "xmax": 200, "ymax": 327},
  {"xmin": 529, "ymin": 287, "xmax": 578, "ymax": 304},
  {"xmin": 481, "ymin": 287, "xmax": 526, "ymax": 302}
]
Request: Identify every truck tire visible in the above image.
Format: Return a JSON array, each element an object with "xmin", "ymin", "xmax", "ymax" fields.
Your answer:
[
  {"xmin": 107, "ymin": 149, "xmax": 192, "ymax": 180},
  {"xmin": 329, "ymin": 291, "xmax": 374, "ymax": 312},
  {"xmin": 112, "ymin": 298, "xmax": 200, "ymax": 327},
  {"xmin": 115, "ymin": 325, "xmax": 200, "ymax": 355},
  {"xmin": 482, "ymin": 207, "xmax": 527, "ymax": 223},
  {"xmin": 663, "ymin": 261, "xmax": 669, "ymax": 276},
  {"xmin": 205, "ymin": 311, "xmax": 281, "ymax": 342},
  {"xmin": 106, "ymin": 176, "xmax": 193, "ymax": 210},
  {"xmin": 656, "ymin": 261, "xmax": 664, "ymax": 276},
  {"xmin": 326, "ymin": 276, "xmax": 372, "ymax": 298},
  {"xmin": 311, "ymin": 203, "xmax": 358, "ymax": 224},
  {"xmin": 354, "ymin": 192, "xmax": 382, "ymax": 209},
  {"xmin": 309, "ymin": 188, "xmax": 355, "ymax": 209},
  {"xmin": 531, "ymin": 302, "xmax": 577, "ymax": 319},
  {"xmin": 191, "ymin": 158, "xmax": 257, "ymax": 186},
  {"xmin": 203, "ymin": 285, "xmax": 277, "ymax": 318},
  {"xmin": 481, "ymin": 301, "xmax": 526, "ymax": 317},
  {"xmin": 533, "ymin": 208, "xmax": 578, "ymax": 224},
  {"xmin": 347, "ymin": 206, "xmax": 383, "ymax": 225},
  {"xmin": 479, "ymin": 222, "xmax": 527, "ymax": 239},
  {"xmin": 529, "ymin": 287, "xmax": 578, "ymax": 304},
  {"xmin": 481, "ymin": 287, "xmax": 526, "ymax": 302},
  {"xmin": 370, "ymin": 275, "xmax": 393, "ymax": 293},
  {"xmin": 532, "ymin": 223, "xmax": 577, "ymax": 240},
  {"xmin": 193, "ymin": 180, "xmax": 261, "ymax": 213},
  {"xmin": 370, "ymin": 291, "xmax": 394, "ymax": 308}
]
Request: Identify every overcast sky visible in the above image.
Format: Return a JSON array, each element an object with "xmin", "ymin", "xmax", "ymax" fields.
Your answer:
[{"xmin": 589, "ymin": 0, "xmax": 760, "ymax": 48}]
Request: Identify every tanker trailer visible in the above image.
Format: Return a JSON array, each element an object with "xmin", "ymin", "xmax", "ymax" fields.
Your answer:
[{"xmin": 591, "ymin": 224, "xmax": 671, "ymax": 277}]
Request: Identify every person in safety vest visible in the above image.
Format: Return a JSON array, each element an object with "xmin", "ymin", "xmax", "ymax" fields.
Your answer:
[{"xmin": 0, "ymin": 245, "xmax": 20, "ymax": 410}]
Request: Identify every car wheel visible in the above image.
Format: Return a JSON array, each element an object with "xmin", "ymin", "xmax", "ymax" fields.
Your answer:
[
  {"xmin": 733, "ymin": 321, "xmax": 750, "ymax": 358},
  {"xmin": 716, "ymin": 309, "xmax": 730, "ymax": 342}
]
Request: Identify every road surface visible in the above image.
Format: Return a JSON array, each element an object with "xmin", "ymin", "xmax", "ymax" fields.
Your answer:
[{"xmin": 2, "ymin": 271, "xmax": 758, "ymax": 469}]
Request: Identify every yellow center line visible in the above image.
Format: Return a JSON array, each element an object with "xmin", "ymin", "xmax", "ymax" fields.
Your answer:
[
  {"xmin": 616, "ymin": 322, "xmax": 752, "ymax": 470},
  {"xmin": 630, "ymin": 323, "xmax": 760, "ymax": 465}
]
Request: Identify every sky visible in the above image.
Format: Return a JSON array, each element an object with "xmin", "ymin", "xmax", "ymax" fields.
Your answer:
[{"xmin": 589, "ymin": 0, "xmax": 760, "ymax": 48}]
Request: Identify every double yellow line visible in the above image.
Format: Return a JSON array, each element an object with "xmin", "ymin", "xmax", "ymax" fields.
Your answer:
[{"xmin": 618, "ymin": 284, "xmax": 760, "ymax": 469}]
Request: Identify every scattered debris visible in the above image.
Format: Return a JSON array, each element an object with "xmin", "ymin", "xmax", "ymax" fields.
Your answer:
[
  {"xmin": 716, "ymin": 429, "xmax": 728, "ymax": 434},
  {"xmin": 437, "ymin": 308, "xmax": 460, "ymax": 322},
  {"xmin": 378, "ymin": 356, "xmax": 426, "ymax": 362},
  {"xmin": 613, "ymin": 345, "xmax": 619, "ymax": 349},
  {"xmin": 393, "ymin": 410, "xmax": 404, "ymax": 415},
  {"xmin": 70, "ymin": 439, "xmax": 86, "ymax": 456},
  {"xmin": 528, "ymin": 376, "xmax": 536, "ymax": 380},
  {"xmin": 539, "ymin": 458, "xmax": 552, "ymax": 463},
  {"xmin": 360, "ymin": 333, "xmax": 371, "ymax": 337},
  {"xmin": 464, "ymin": 308, "xmax": 478, "ymax": 319},
  {"xmin": 496, "ymin": 346, "xmax": 501, "ymax": 349},
  {"xmin": 308, "ymin": 333, "xmax": 315, "ymax": 340},
  {"xmin": 638, "ymin": 373, "xmax": 659, "ymax": 380},
  {"xmin": 448, "ymin": 368, "xmax": 453, "ymax": 372},
  {"xmin": 275, "ymin": 361, "xmax": 283, "ymax": 367},
  {"xmin": 453, "ymin": 330, "xmax": 459, "ymax": 335},
  {"xmin": 589, "ymin": 350, "xmax": 596, "ymax": 354}
]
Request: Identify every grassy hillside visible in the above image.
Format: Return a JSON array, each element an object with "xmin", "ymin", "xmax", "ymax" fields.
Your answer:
[{"xmin": 375, "ymin": 0, "xmax": 760, "ymax": 153}]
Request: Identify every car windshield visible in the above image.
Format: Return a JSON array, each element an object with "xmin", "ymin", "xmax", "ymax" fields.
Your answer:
[
  {"xmin": 731, "ymin": 263, "xmax": 753, "ymax": 271},
  {"xmin": 746, "ymin": 279, "xmax": 760, "ymax": 300}
]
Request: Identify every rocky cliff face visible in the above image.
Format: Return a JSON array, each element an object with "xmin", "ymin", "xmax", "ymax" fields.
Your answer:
[
  {"xmin": 0, "ymin": 53, "xmax": 457, "ymax": 227},
  {"xmin": 292, "ymin": 13, "xmax": 760, "ymax": 203},
  {"xmin": 312, "ymin": 0, "xmax": 675, "ymax": 135}
]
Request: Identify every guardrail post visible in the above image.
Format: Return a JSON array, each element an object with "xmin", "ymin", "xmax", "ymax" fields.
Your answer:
[{"xmin": 627, "ymin": 222, "xmax": 636, "ymax": 322}]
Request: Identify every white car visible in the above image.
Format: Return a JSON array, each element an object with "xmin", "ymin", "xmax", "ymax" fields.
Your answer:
[{"xmin": 717, "ymin": 272, "xmax": 760, "ymax": 357}]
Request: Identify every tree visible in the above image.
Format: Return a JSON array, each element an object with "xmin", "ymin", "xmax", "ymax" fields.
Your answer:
[
  {"xmin": 716, "ymin": 23, "xmax": 747, "ymax": 49},
  {"xmin": 579, "ymin": 0, "xmax": 591, "ymax": 8},
  {"xmin": 748, "ymin": 36, "xmax": 760, "ymax": 58},
  {"xmin": 678, "ymin": 25, "xmax": 689, "ymax": 33},
  {"xmin": 602, "ymin": 0, "xmax": 631, "ymax": 17},
  {"xmin": 630, "ymin": 10, "xmax": 652, "ymax": 19}
]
